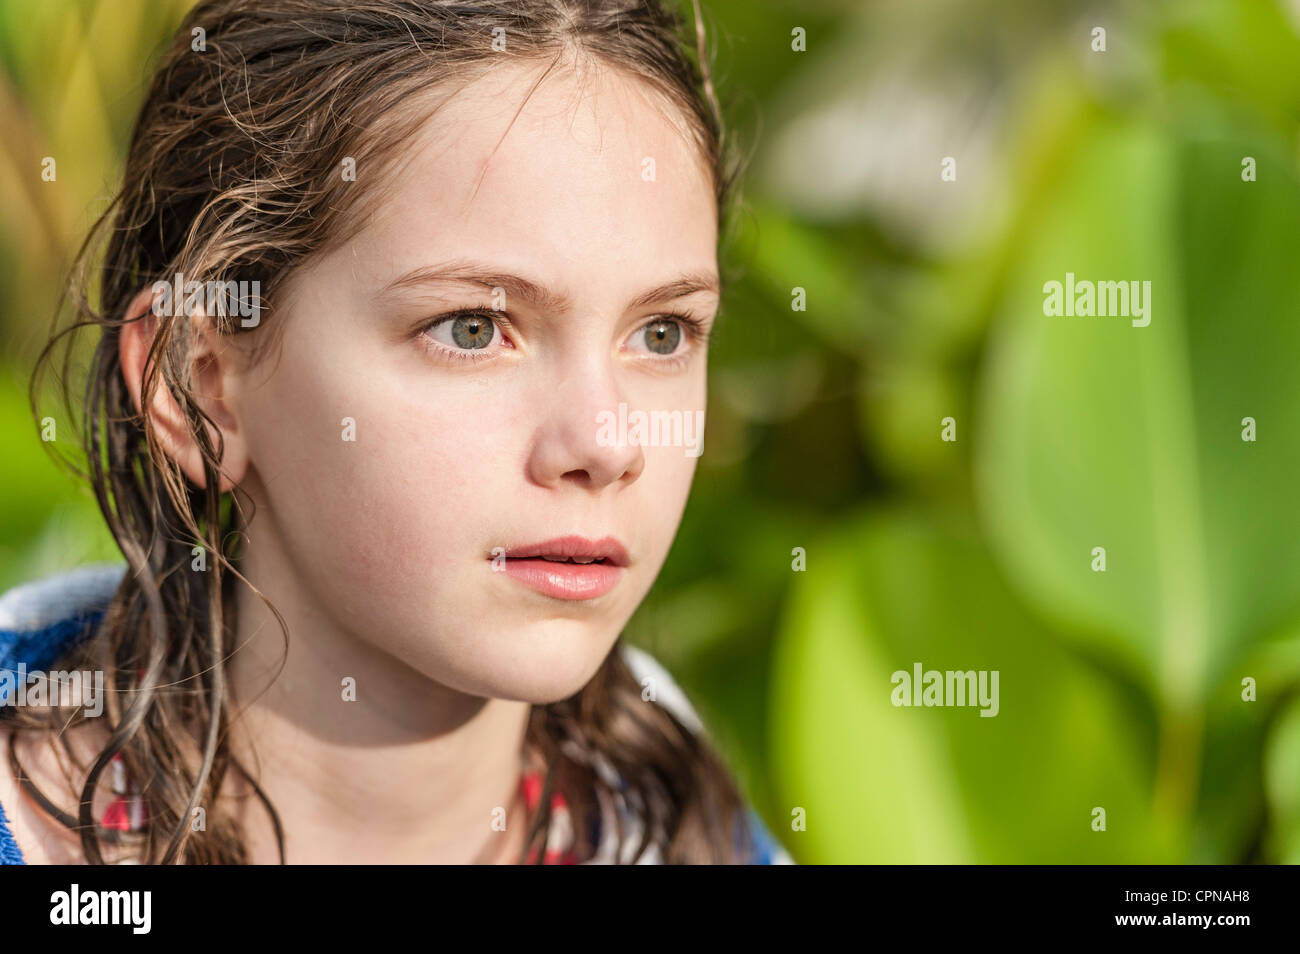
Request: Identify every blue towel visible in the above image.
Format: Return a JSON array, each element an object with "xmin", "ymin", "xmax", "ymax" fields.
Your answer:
[{"xmin": 0, "ymin": 565, "xmax": 793, "ymax": 865}]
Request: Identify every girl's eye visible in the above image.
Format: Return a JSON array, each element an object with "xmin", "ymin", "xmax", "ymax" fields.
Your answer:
[
  {"xmin": 627, "ymin": 316, "xmax": 703, "ymax": 359},
  {"xmin": 640, "ymin": 319, "xmax": 682, "ymax": 355},
  {"xmin": 422, "ymin": 311, "xmax": 504, "ymax": 354}
]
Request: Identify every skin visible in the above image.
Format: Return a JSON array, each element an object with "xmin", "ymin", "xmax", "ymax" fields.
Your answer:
[{"xmin": 1, "ymin": 56, "xmax": 720, "ymax": 864}]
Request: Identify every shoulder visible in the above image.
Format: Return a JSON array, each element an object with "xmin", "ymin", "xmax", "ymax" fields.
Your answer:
[
  {"xmin": 0, "ymin": 736, "xmax": 21, "ymax": 865},
  {"xmin": 0, "ymin": 563, "xmax": 124, "ymax": 685},
  {"xmin": 616, "ymin": 642, "xmax": 705, "ymax": 733},
  {"xmin": 741, "ymin": 805, "xmax": 796, "ymax": 865},
  {"xmin": 0, "ymin": 564, "xmax": 126, "ymax": 865},
  {"xmin": 610, "ymin": 642, "xmax": 795, "ymax": 865}
]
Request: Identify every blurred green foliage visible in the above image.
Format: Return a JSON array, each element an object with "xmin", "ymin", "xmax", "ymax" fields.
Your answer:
[{"xmin": 2, "ymin": 0, "xmax": 1298, "ymax": 862}]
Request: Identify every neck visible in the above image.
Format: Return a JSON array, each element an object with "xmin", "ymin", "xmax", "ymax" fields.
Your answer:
[{"xmin": 219, "ymin": 530, "xmax": 536, "ymax": 864}]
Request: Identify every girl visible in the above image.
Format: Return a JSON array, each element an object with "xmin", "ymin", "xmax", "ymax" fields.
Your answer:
[{"xmin": 0, "ymin": 0, "xmax": 792, "ymax": 864}]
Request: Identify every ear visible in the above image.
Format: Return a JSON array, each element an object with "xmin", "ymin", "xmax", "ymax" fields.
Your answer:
[{"xmin": 118, "ymin": 285, "xmax": 248, "ymax": 492}]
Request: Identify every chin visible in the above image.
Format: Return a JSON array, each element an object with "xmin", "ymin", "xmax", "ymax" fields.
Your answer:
[
  {"xmin": 471, "ymin": 663, "xmax": 610, "ymax": 705},
  {"xmin": 433, "ymin": 618, "xmax": 622, "ymax": 704}
]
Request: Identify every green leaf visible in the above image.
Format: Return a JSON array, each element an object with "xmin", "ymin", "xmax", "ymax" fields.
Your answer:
[
  {"xmin": 1263, "ymin": 694, "xmax": 1300, "ymax": 863},
  {"xmin": 769, "ymin": 507, "xmax": 1168, "ymax": 862},
  {"xmin": 974, "ymin": 105, "xmax": 1300, "ymax": 833},
  {"xmin": 976, "ymin": 109, "xmax": 1300, "ymax": 698}
]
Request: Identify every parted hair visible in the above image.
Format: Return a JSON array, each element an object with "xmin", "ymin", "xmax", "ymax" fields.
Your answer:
[{"xmin": 12, "ymin": 0, "xmax": 754, "ymax": 864}]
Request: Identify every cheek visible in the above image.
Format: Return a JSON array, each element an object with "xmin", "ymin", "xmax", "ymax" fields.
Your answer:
[
  {"xmin": 636, "ymin": 444, "xmax": 699, "ymax": 554},
  {"xmin": 617, "ymin": 375, "xmax": 707, "ymax": 571},
  {"xmin": 236, "ymin": 338, "xmax": 523, "ymax": 597}
]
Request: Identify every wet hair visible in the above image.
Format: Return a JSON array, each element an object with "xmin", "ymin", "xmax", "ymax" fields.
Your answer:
[{"xmin": 12, "ymin": 0, "xmax": 753, "ymax": 863}]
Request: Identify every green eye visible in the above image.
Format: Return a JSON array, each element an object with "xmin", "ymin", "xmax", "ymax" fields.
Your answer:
[
  {"xmin": 643, "ymin": 319, "xmax": 681, "ymax": 355},
  {"xmin": 450, "ymin": 314, "xmax": 495, "ymax": 349},
  {"xmin": 427, "ymin": 312, "xmax": 498, "ymax": 350}
]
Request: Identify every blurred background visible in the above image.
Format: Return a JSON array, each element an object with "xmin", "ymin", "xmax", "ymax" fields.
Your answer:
[{"xmin": 2, "ymin": 0, "xmax": 1299, "ymax": 863}]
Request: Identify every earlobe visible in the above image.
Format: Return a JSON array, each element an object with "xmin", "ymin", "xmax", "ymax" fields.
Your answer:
[{"xmin": 117, "ymin": 286, "xmax": 248, "ymax": 493}]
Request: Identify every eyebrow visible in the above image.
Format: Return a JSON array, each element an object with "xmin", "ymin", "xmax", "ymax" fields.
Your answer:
[{"xmin": 377, "ymin": 259, "xmax": 720, "ymax": 313}]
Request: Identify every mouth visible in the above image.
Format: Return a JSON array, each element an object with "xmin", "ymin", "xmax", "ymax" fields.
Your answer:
[
  {"xmin": 490, "ymin": 535, "xmax": 629, "ymax": 600},
  {"xmin": 497, "ymin": 536, "xmax": 630, "ymax": 567}
]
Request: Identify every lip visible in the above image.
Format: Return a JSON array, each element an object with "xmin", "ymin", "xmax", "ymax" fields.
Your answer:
[{"xmin": 491, "ymin": 535, "xmax": 629, "ymax": 600}]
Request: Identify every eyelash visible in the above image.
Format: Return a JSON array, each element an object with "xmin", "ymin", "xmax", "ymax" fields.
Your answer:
[{"xmin": 415, "ymin": 308, "xmax": 711, "ymax": 367}]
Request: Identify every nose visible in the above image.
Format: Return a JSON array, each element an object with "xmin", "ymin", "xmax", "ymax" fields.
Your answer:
[{"xmin": 526, "ymin": 362, "xmax": 645, "ymax": 492}]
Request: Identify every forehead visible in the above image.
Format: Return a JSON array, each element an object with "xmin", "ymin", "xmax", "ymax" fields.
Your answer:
[{"xmin": 351, "ymin": 58, "xmax": 719, "ymax": 293}]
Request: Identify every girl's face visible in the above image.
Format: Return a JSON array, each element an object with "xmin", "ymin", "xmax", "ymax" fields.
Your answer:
[{"xmin": 223, "ymin": 60, "xmax": 719, "ymax": 702}]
